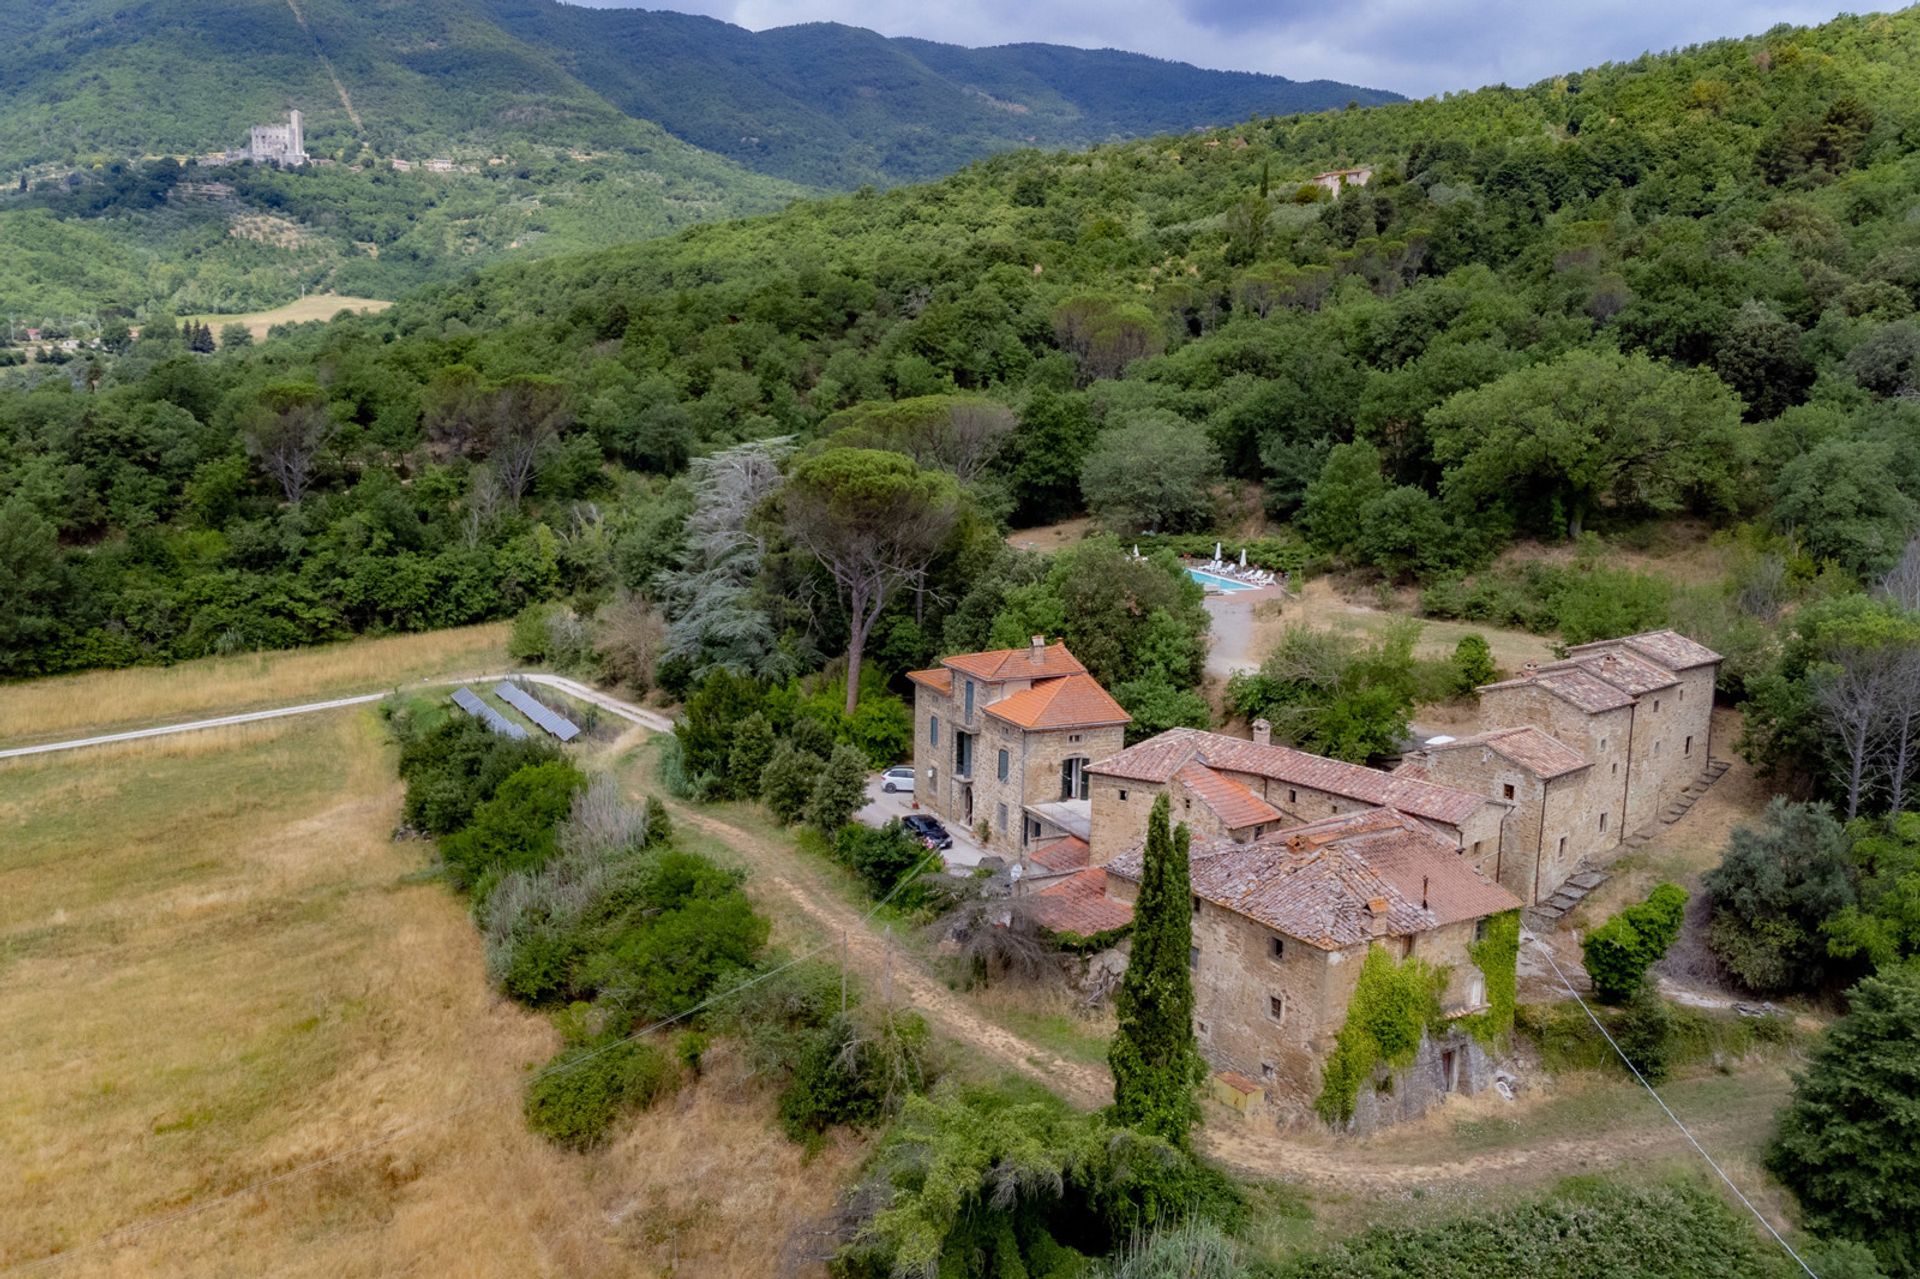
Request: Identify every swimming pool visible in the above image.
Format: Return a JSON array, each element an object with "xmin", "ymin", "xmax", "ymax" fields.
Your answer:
[{"xmin": 1187, "ymin": 567, "xmax": 1258, "ymax": 592}]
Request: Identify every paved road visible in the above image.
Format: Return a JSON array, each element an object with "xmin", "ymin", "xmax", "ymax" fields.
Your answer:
[{"xmin": 0, "ymin": 672, "xmax": 676, "ymax": 761}]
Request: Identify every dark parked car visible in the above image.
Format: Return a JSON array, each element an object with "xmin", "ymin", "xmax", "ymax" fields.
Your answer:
[{"xmin": 901, "ymin": 813, "xmax": 953, "ymax": 851}]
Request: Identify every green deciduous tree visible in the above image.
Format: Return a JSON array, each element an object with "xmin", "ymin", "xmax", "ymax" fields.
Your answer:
[
  {"xmin": 806, "ymin": 742, "xmax": 871, "ymax": 832},
  {"xmin": 1079, "ymin": 409, "xmax": 1223, "ymax": 534},
  {"xmin": 1430, "ymin": 349, "xmax": 1746, "ymax": 538},
  {"xmin": 1109, "ymin": 794, "xmax": 1204, "ymax": 1146},
  {"xmin": 1769, "ymin": 966, "xmax": 1920, "ymax": 1278},
  {"xmin": 1705, "ymin": 798, "xmax": 1858, "ymax": 994}
]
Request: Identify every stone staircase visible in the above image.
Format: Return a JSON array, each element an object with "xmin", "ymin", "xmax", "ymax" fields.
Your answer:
[{"xmin": 1529, "ymin": 757, "xmax": 1732, "ymax": 923}]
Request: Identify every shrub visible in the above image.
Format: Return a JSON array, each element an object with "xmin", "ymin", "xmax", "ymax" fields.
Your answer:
[
  {"xmin": 396, "ymin": 714, "xmax": 559, "ymax": 835},
  {"xmin": 1581, "ymin": 883, "xmax": 1688, "ymax": 1003},
  {"xmin": 761, "ymin": 741, "xmax": 822, "ymax": 823},
  {"xmin": 1451, "ymin": 633, "xmax": 1497, "ymax": 693},
  {"xmin": 806, "ymin": 742, "xmax": 871, "ymax": 832},
  {"xmin": 778, "ymin": 1010, "xmax": 934, "ymax": 1139},
  {"xmin": 1704, "ymin": 797, "xmax": 1857, "ymax": 995},
  {"xmin": 1613, "ymin": 985, "xmax": 1676, "ymax": 1083},
  {"xmin": 835, "ymin": 821, "xmax": 933, "ymax": 899},
  {"xmin": 439, "ymin": 760, "xmax": 585, "ymax": 893},
  {"xmin": 587, "ymin": 881, "xmax": 769, "ymax": 1024},
  {"xmin": 525, "ymin": 1035, "xmax": 676, "ymax": 1151}
]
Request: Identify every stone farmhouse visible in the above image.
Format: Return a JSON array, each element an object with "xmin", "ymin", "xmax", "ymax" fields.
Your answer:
[
  {"xmin": 907, "ymin": 638, "xmax": 1131, "ymax": 852},
  {"xmin": 1107, "ymin": 807, "xmax": 1519, "ymax": 1122},
  {"xmin": 903, "ymin": 627, "xmax": 1722, "ymax": 1128},
  {"xmin": 1309, "ymin": 165, "xmax": 1373, "ymax": 195}
]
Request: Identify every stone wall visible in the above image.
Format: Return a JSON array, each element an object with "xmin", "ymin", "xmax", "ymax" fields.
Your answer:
[{"xmin": 1477, "ymin": 683, "xmax": 1633, "ymax": 861}]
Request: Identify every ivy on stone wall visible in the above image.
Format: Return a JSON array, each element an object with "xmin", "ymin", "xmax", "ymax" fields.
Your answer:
[
  {"xmin": 1461, "ymin": 910, "xmax": 1521, "ymax": 1048},
  {"xmin": 1315, "ymin": 946, "xmax": 1447, "ymax": 1125}
]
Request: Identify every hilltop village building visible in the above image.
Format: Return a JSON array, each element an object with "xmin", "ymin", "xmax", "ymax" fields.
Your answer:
[{"xmin": 908, "ymin": 629, "xmax": 1721, "ymax": 1127}]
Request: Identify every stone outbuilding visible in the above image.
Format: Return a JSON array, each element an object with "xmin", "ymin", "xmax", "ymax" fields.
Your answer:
[
  {"xmin": 907, "ymin": 638, "xmax": 1130, "ymax": 854},
  {"xmin": 1099, "ymin": 806, "xmax": 1521, "ymax": 1123}
]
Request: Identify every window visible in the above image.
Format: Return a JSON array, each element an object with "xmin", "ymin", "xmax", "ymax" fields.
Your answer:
[
  {"xmin": 930, "ymin": 715, "xmax": 939, "ymax": 746},
  {"xmin": 955, "ymin": 732, "xmax": 974, "ymax": 777},
  {"xmin": 1268, "ymin": 994, "xmax": 1287, "ymax": 1023},
  {"xmin": 1287, "ymin": 788, "xmax": 1298, "ymax": 804},
  {"xmin": 1474, "ymin": 917, "xmax": 1490, "ymax": 941},
  {"xmin": 1653, "ymin": 740, "xmax": 1662, "ymax": 755},
  {"xmin": 1260, "ymin": 1062, "xmax": 1275, "ymax": 1081},
  {"xmin": 1118, "ymin": 788, "xmax": 1129, "ymax": 801},
  {"xmin": 1600, "ymin": 737, "xmax": 1609, "ymax": 752},
  {"xmin": 1067, "ymin": 733, "xmax": 1082, "ymax": 743},
  {"xmin": 1471, "ymin": 839, "xmax": 1485, "ymax": 859},
  {"xmin": 1024, "ymin": 816, "xmax": 1043, "ymax": 841},
  {"xmin": 1653, "ymin": 698, "xmax": 1661, "ymax": 712},
  {"xmin": 996, "ymin": 802, "xmax": 1008, "ymax": 834},
  {"xmin": 1502, "ymin": 783, "xmax": 1515, "ymax": 800},
  {"xmin": 1611, "ymin": 762, "xmax": 1618, "ymax": 776},
  {"xmin": 1197, "ymin": 1019, "xmax": 1209, "ymax": 1038},
  {"xmin": 997, "ymin": 748, "xmax": 1009, "ymax": 782},
  {"xmin": 1557, "ymin": 835, "xmax": 1567, "ymax": 857},
  {"xmin": 1060, "ymin": 756, "xmax": 1090, "ymax": 801},
  {"xmin": 1188, "ymin": 945, "xmax": 1199, "ymax": 969},
  {"xmin": 1269, "ymin": 936, "xmax": 1285, "ymax": 961},
  {"xmin": 1599, "ymin": 812, "xmax": 1608, "ymax": 833},
  {"xmin": 964, "ymin": 680, "xmax": 975, "ymax": 718},
  {"xmin": 1685, "ymin": 735, "xmax": 1693, "ymax": 757},
  {"xmin": 1183, "ymin": 796, "xmax": 1192, "ymax": 813},
  {"xmin": 1468, "ymin": 973, "xmax": 1487, "ymax": 1007}
]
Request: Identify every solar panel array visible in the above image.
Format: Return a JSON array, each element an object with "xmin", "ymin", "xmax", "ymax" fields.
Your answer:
[
  {"xmin": 452, "ymin": 686, "xmax": 528, "ymax": 740},
  {"xmin": 495, "ymin": 681, "xmax": 582, "ymax": 742}
]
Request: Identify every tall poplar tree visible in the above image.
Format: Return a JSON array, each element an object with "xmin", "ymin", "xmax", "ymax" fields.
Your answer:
[{"xmin": 1109, "ymin": 793, "xmax": 1204, "ymax": 1145}]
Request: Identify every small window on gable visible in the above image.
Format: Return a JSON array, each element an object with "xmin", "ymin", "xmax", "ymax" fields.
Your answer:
[
  {"xmin": 1600, "ymin": 812, "xmax": 1609, "ymax": 833},
  {"xmin": 1068, "ymin": 733, "xmax": 1083, "ymax": 743},
  {"xmin": 1288, "ymin": 788, "xmax": 1298, "ymax": 804},
  {"xmin": 1685, "ymin": 735, "xmax": 1693, "ymax": 757},
  {"xmin": 1118, "ymin": 788, "xmax": 1129, "ymax": 801},
  {"xmin": 1260, "ymin": 1061, "xmax": 1275, "ymax": 1081},
  {"xmin": 1183, "ymin": 796, "xmax": 1192, "ymax": 813},
  {"xmin": 1197, "ymin": 1019, "xmax": 1209, "ymax": 1037},
  {"xmin": 1611, "ymin": 762, "xmax": 1618, "ymax": 776},
  {"xmin": 1654, "ymin": 698, "xmax": 1661, "ymax": 712},
  {"xmin": 1654, "ymin": 740, "xmax": 1662, "ymax": 755},
  {"xmin": 1557, "ymin": 835, "xmax": 1567, "ymax": 856},
  {"xmin": 1270, "ymin": 936, "xmax": 1285, "ymax": 961},
  {"xmin": 1502, "ymin": 783, "xmax": 1515, "ymax": 800},
  {"xmin": 1600, "ymin": 737, "xmax": 1609, "ymax": 752},
  {"xmin": 1268, "ymin": 994, "xmax": 1287, "ymax": 1023}
]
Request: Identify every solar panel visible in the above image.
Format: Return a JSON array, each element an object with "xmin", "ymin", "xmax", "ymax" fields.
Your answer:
[
  {"xmin": 494, "ymin": 681, "xmax": 582, "ymax": 742},
  {"xmin": 452, "ymin": 686, "xmax": 527, "ymax": 739}
]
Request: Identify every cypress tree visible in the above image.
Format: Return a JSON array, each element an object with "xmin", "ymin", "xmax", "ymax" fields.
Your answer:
[{"xmin": 1109, "ymin": 793, "xmax": 1204, "ymax": 1145}]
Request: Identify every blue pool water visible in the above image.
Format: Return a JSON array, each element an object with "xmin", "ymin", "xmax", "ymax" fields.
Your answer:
[{"xmin": 1187, "ymin": 567, "xmax": 1258, "ymax": 592}]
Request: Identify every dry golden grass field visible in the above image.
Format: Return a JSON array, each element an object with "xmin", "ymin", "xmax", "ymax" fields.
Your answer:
[
  {"xmin": 181, "ymin": 295, "xmax": 393, "ymax": 344},
  {"xmin": 0, "ymin": 706, "xmax": 853, "ymax": 1277},
  {"xmin": 0, "ymin": 624, "xmax": 509, "ymax": 748}
]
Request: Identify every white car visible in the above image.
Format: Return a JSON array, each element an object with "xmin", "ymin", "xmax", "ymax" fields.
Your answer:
[{"xmin": 881, "ymin": 766, "xmax": 915, "ymax": 794}]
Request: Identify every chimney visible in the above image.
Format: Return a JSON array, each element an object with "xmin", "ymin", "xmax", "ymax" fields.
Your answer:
[
  {"xmin": 1029, "ymin": 635, "xmax": 1046, "ymax": 666},
  {"xmin": 1522, "ymin": 661, "xmax": 1539, "ymax": 681},
  {"xmin": 1252, "ymin": 718, "xmax": 1272, "ymax": 747},
  {"xmin": 1367, "ymin": 897, "xmax": 1390, "ymax": 937},
  {"xmin": 1601, "ymin": 652, "xmax": 1619, "ymax": 670}
]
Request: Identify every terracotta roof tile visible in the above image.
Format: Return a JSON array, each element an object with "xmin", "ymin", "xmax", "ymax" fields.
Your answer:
[
  {"xmin": 1567, "ymin": 629, "xmax": 1721, "ymax": 671},
  {"xmin": 1090, "ymin": 729, "xmax": 1491, "ymax": 827},
  {"xmin": 1424, "ymin": 727, "xmax": 1589, "ymax": 779},
  {"xmin": 1480, "ymin": 666, "xmax": 1637, "ymax": 713},
  {"xmin": 985, "ymin": 673, "xmax": 1131, "ymax": 730},
  {"xmin": 1554, "ymin": 649, "xmax": 1679, "ymax": 696},
  {"xmin": 1026, "ymin": 867, "xmax": 1133, "ymax": 937},
  {"xmin": 1174, "ymin": 761, "xmax": 1285, "ymax": 830},
  {"xmin": 1107, "ymin": 808, "xmax": 1519, "ymax": 950},
  {"xmin": 944, "ymin": 641, "xmax": 1085, "ymax": 683},
  {"xmin": 1028, "ymin": 836, "xmax": 1091, "ymax": 874},
  {"xmin": 907, "ymin": 667, "xmax": 953, "ymax": 695}
]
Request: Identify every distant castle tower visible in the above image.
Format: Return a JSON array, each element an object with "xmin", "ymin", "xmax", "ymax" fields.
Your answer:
[{"xmin": 247, "ymin": 110, "xmax": 308, "ymax": 167}]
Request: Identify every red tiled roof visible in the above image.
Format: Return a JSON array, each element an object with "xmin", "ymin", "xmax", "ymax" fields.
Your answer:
[
  {"xmin": 1174, "ymin": 761, "xmax": 1284, "ymax": 830},
  {"xmin": 1106, "ymin": 808, "xmax": 1519, "ymax": 950},
  {"xmin": 1557, "ymin": 649, "xmax": 1679, "ymax": 696},
  {"xmin": 943, "ymin": 641, "xmax": 1086, "ymax": 683},
  {"xmin": 1090, "ymin": 729, "xmax": 1490, "ymax": 827},
  {"xmin": 906, "ymin": 667, "xmax": 953, "ymax": 695},
  {"xmin": 1026, "ymin": 867, "xmax": 1133, "ymax": 937},
  {"xmin": 1425, "ymin": 727, "xmax": 1589, "ymax": 780},
  {"xmin": 1567, "ymin": 629, "xmax": 1721, "ymax": 671},
  {"xmin": 1028, "ymin": 836, "xmax": 1091, "ymax": 874},
  {"xmin": 985, "ymin": 673, "xmax": 1131, "ymax": 730},
  {"xmin": 1480, "ymin": 666, "xmax": 1637, "ymax": 714}
]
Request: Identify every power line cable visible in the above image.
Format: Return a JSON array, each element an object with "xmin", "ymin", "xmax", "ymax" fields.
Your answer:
[{"xmin": 1529, "ymin": 933, "xmax": 1819, "ymax": 1279}]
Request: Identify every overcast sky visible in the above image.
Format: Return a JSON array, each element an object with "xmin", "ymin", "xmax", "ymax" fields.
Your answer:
[{"xmin": 570, "ymin": 1, "xmax": 1876, "ymax": 97}]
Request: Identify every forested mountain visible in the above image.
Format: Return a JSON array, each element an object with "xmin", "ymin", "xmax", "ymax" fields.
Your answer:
[
  {"xmin": 0, "ymin": 0, "xmax": 1389, "ymax": 319},
  {"xmin": 473, "ymin": 2, "xmax": 1400, "ymax": 186},
  {"xmin": 5, "ymin": 8, "xmax": 1920, "ymax": 687}
]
